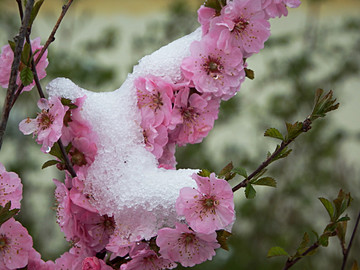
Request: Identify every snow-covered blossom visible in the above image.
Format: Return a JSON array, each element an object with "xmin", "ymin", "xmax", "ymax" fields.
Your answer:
[
  {"xmin": 55, "ymin": 246, "xmax": 95, "ymax": 270},
  {"xmin": 262, "ymin": 0, "xmax": 301, "ymax": 19},
  {"xmin": 141, "ymin": 116, "xmax": 168, "ymax": 159},
  {"xmin": 0, "ymin": 37, "xmax": 48, "ymax": 91},
  {"xmin": 210, "ymin": 0, "xmax": 271, "ymax": 57},
  {"xmin": 0, "ymin": 218, "xmax": 33, "ymax": 269},
  {"xmin": 120, "ymin": 244, "xmax": 177, "ymax": 270},
  {"xmin": 176, "ymin": 173, "xmax": 235, "ymax": 234},
  {"xmin": 158, "ymin": 142, "xmax": 177, "ymax": 169},
  {"xmin": 181, "ymin": 36, "xmax": 245, "ymax": 100},
  {"xmin": 0, "ymin": 162, "xmax": 22, "ymax": 209},
  {"xmin": 170, "ymin": 87, "xmax": 220, "ymax": 146},
  {"xmin": 81, "ymin": 257, "xmax": 113, "ymax": 270},
  {"xmin": 19, "ymin": 96, "xmax": 67, "ymax": 152},
  {"xmin": 156, "ymin": 223, "xmax": 220, "ymax": 267},
  {"xmin": 136, "ymin": 75, "xmax": 174, "ymax": 127}
]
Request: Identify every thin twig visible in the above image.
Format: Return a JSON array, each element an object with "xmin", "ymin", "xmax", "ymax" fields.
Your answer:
[
  {"xmin": 341, "ymin": 209, "xmax": 360, "ymax": 270},
  {"xmin": 16, "ymin": 0, "xmax": 24, "ymax": 20},
  {"xmin": 0, "ymin": 0, "xmax": 34, "ymax": 150},
  {"xmin": 282, "ymin": 242, "xmax": 320, "ymax": 270},
  {"xmin": 58, "ymin": 140, "xmax": 77, "ymax": 178}
]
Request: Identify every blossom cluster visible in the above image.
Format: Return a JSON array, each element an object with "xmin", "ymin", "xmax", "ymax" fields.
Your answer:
[{"xmin": 136, "ymin": 0, "xmax": 300, "ymax": 169}]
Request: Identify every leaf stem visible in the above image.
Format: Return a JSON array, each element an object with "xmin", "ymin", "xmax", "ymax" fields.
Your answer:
[{"xmin": 282, "ymin": 242, "xmax": 320, "ymax": 270}]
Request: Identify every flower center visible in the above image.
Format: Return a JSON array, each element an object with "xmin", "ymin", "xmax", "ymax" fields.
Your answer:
[
  {"xmin": 181, "ymin": 106, "xmax": 199, "ymax": 123},
  {"xmin": 202, "ymin": 196, "xmax": 219, "ymax": 210},
  {"xmin": 38, "ymin": 110, "xmax": 54, "ymax": 130},
  {"xmin": 203, "ymin": 56, "xmax": 223, "ymax": 80},
  {"xmin": 234, "ymin": 17, "xmax": 249, "ymax": 34},
  {"xmin": 151, "ymin": 91, "xmax": 163, "ymax": 112},
  {"xmin": 71, "ymin": 148, "xmax": 87, "ymax": 166},
  {"xmin": 0, "ymin": 234, "xmax": 9, "ymax": 251},
  {"xmin": 182, "ymin": 233, "xmax": 195, "ymax": 245}
]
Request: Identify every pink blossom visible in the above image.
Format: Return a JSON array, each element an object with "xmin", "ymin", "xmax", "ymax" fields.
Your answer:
[
  {"xmin": 19, "ymin": 96, "xmax": 67, "ymax": 152},
  {"xmin": 120, "ymin": 244, "xmax": 177, "ymax": 270},
  {"xmin": 156, "ymin": 223, "xmax": 220, "ymax": 267},
  {"xmin": 158, "ymin": 142, "xmax": 177, "ymax": 169},
  {"xmin": 82, "ymin": 257, "xmax": 112, "ymax": 270},
  {"xmin": 262, "ymin": 0, "xmax": 301, "ymax": 19},
  {"xmin": 176, "ymin": 173, "xmax": 235, "ymax": 234},
  {"xmin": 210, "ymin": 0, "xmax": 271, "ymax": 57},
  {"xmin": 170, "ymin": 87, "xmax": 220, "ymax": 146},
  {"xmin": 0, "ymin": 218, "xmax": 33, "ymax": 269},
  {"xmin": 0, "ymin": 162, "xmax": 22, "ymax": 209},
  {"xmin": 198, "ymin": 6, "xmax": 217, "ymax": 35},
  {"xmin": 55, "ymin": 246, "xmax": 95, "ymax": 270},
  {"xmin": 69, "ymin": 136, "xmax": 98, "ymax": 170},
  {"xmin": 136, "ymin": 75, "xmax": 174, "ymax": 127},
  {"xmin": 0, "ymin": 37, "xmax": 48, "ymax": 91},
  {"xmin": 181, "ymin": 36, "xmax": 245, "ymax": 100},
  {"xmin": 141, "ymin": 117, "xmax": 168, "ymax": 159},
  {"xmin": 27, "ymin": 248, "xmax": 55, "ymax": 270}
]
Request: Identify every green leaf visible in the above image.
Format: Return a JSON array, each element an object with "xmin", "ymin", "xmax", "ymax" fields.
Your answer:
[
  {"xmin": 295, "ymin": 232, "xmax": 310, "ymax": 257},
  {"xmin": 285, "ymin": 121, "xmax": 303, "ymax": 141},
  {"xmin": 198, "ymin": 169, "xmax": 211, "ymax": 177},
  {"xmin": 8, "ymin": 40, "xmax": 16, "ymax": 52},
  {"xmin": 333, "ymin": 189, "xmax": 352, "ymax": 220},
  {"xmin": 20, "ymin": 67, "xmax": 34, "ymax": 86},
  {"xmin": 0, "ymin": 202, "xmax": 20, "ymax": 226},
  {"xmin": 245, "ymin": 184, "xmax": 256, "ymax": 199},
  {"xmin": 310, "ymin": 89, "xmax": 340, "ymax": 121},
  {"xmin": 204, "ymin": 0, "xmax": 226, "ymax": 14},
  {"xmin": 337, "ymin": 216, "xmax": 350, "ymax": 222},
  {"xmin": 319, "ymin": 197, "xmax": 334, "ymax": 221},
  {"xmin": 233, "ymin": 167, "xmax": 247, "ymax": 178},
  {"xmin": 216, "ymin": 230, "xmax": 232, "ymax": 251},
  {"xmin": 21, "ymin": 42, "xmax": 31, "ymax": 65},
  {"xmin": 318, "ymin": 234, "xmax": 329, "ymax": 247},
  {"xmin": 267, "ymin": 246, "xmax": 289, "ymax": 258},
  {"xmin": 245, "ymin": 68, "xmax": 255, "ymax": 80},
  {"xmin": 61, "ymin": 98, "xmax": 78, "ymax": 109},
  {"xmin": 264, "ymin": 128, "xmax": 284, "ymax": 141},
  {"xmin": 253, "ymin": 177, "xmax": 277, "ymax": 187},
  {"xmin": 42, "ymin": 160, "xmax": 60, "ymax": 169},
  {"xmin": 65, "ymin": 142, "xmax": 73, "ymax": 154},
  {"xmin": 29, "ymin": 0, "xmax": 44, "ymax": 26},
  {"xmin": 49, "ymin": 142, "xmax": 64, "ymax": 160}
]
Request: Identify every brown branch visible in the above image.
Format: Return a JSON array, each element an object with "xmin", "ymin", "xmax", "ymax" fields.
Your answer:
[
  {"xmin": 282, "ymin": 242, "xmax": 320, "ymax": 270},
  {"xmin": 0, "ymin": 0, "xmax": 34, "ymax": 150},
  {"xmin": 16, "ymin": 0, "xmax": 24, "ymax": 20},
  {"xmin": 341, "ymin": 209, "xmax": 360, "ymax": 270}
]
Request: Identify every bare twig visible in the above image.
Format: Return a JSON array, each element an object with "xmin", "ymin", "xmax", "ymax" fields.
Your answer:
[
  {"xmin": 0, "ymin": 0, "xmax": 34, "ymax": 150},
  {"xmin": 341, "ymin": 209, "xmax": 360, "ymax": 270}
]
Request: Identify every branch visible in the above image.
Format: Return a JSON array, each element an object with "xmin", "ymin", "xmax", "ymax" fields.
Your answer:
[
  {"xmin": 0, "ymin": 0, "xmax": 34, "ymax": 150},
  {"xmin": 341, "ymin": 209, "xmax": 360, "ymax": 270},
  {"xmin": 282, "ymin": 242, "xmax": 320, "ymax": 270}
]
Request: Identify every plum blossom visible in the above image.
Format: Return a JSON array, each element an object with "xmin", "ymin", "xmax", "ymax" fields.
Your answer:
[
  {"xmin": 170, "ymin": 87, "xmax": 220, "ymax": 146},
  {"xmin": 0, "ymin": 162, "xmax": 22, "ymax": 209},
  {"xmin": 210, "ymin": 0, "xmax": 271, "ymax": 57},
  {"xmin": 27, "ymin": 248, "xmax": 55, "ymax": 270},
  {"xmin": 176, "ymin": 173, "xmax": 235, "ymax": 234},
  {"xmin": 141, "ymin": 116, "xmax": 168, "ymax": 159},
  {"xmin": 19, "ymin": 96, "xmax": 67, "ymax": 152},
  {"xmin": 120, "ymin": 243, "xmax": 177, "ymax": 270},
  {"xmin": 158, "ymin": 142, "xmax": 177, "ymax": 169},
  {"xmin": 198, "ymin": 6, "xmax": 217, "ymax": 35},
  {"xmin": 0, "ymin": 37, "xmax": 48, "ymax": 91},
  {"xmin": 81, "ymin": 257, "xmax": 113, "ymax": 270},
  {"xmin": 262, "ymin": 0, "xmax": 301, "ymax": 19},
  {"xmin": 55, "ymin": 246, "xmax": 95, "ymax": 270},
  {"xmin": 181, "ymin": 36, "xmax": 245, "ymax": 100},
  {"xmin": 136, "ymin": 75, "xmax": 174, "ymax": 127},
  {"xmin": 0, "ymin": 218, "xmax": 33, "ymax": 269},
  {"xmin": 156, "ymin": 223, "xmax": 220, "ymax": 267}
]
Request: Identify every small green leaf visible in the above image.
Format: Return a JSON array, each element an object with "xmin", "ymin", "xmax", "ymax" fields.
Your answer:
[
  {"xmin": 318, "ymin": 234, "xmax": 329, "ymax": 247},
  {"xmin": 0, "ymin": 202, "xmax": 20, "ymax": 226},
  {"xmin": 20, "ymin": 67, "xmax": 34, "ymax": 86},
  {"xmin": 285, "ymin": 121, "xmax": 303, "ymax": 141},
  {"xmin": 295, "ymin": 232, "xmax": 310, "ymax": 256},
  {"xmin": 267, "ymin": 246, "xmax": 289, "ymax": 258},
  {"xmin": 29, "ymin": 0, "xmax": 44, "ymax": 26},
  {"xmin": 233, "ymin": 167, "xmax": 247, "ymax": 178},
  {"xmin": 333, "ymin": 190, "xmax": 352, "ymax": 220},
  {"xmin": 198, "ymin": 169, "xmax": 211, "ymax": 177},
  {"xmin": 8, "ymin": 40, "xmax": 16, "ymax": 52},
  {"xmin": 337, "ymin": 216, "xmax": 350, "ymax": 222},
  {"xmin": 21, "ymin": 42, "xmax": 31, "ymax": 65},
  {"xmin": 216, "ymin": 230, "xmax": 232, "ymax": 251},
  {"xmin": 65, "ymin": 142, "xmax": 73, "ymax": 154},
  {"xmin": 245, "ymin": 184, "xmax": 256, "ymax": 199},
  {"xmin": 253, "ymin": 177, "xmax": 277, "ymax": 188},
  {"xmin": 319, "ymin": 197, "xmax": 334, "ymax": 221},
  {"xmin": 42, "ymin": 160, "xmax": 60, "ymax": 169},
  {"xmin": 310, "ymin": 89, "xmax": 340, "ymax": 121},
  {"xmin": 49, "ymin": 143, "xmax": 64, "ymax": 160},
  {"xmin": 61, "ymin": 98, "xmax": 78, "ymax": 109},
  {"xmin": 264, "ymin": 128, "xmax": 284, "ymax": 141},
  {"xmin": 219, "ymin": 162, "xmax": 233, "ymax": 177},
  {"xmin": 245, "ymin": 68, "xmax": 255, "ymax": 80}
]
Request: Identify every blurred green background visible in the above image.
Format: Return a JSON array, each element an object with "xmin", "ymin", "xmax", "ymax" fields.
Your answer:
[{"xmin": 0, "ymin": 0, "xmax": 359, "ymax": 269}]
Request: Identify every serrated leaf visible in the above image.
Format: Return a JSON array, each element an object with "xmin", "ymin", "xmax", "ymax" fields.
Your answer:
[
  {"xmin": 8, "ymin": 40, "xmax": 16, "ymax": 52},
  {"xmin": 351, "ymin": 260, "xmax": 359, "ymax": 270},
  {"xmin": 198, "ymin": 169, "xmax": 211, "ymax": 177},
  {"xmin": 20, "ymin": 67, "xmax": 34, "ymax": 86},
  {"xmin": 319, "ymin": 197, "xmax": 334, "ymax": 221},
  {"xmin": 253, "ymin": 177, "xmax": 277, "ymax": 187},
  {"xmin": 267, "ymin": 246, "xmax": 288, "ymax": 258},
  {"xmin": 264, "ymin": 128, "xmax": 284, "ymax": 141},
  {"xmin": 21, "ymin": 42, "xmax": 31, "ymax": 65},
  {"xmin": 216, "ymin": 230, "xmax": 232, "ymax": 251},
  {"xmin": 49, "ymin": 142, "xmax": 64, "ymax": 160},
  {"xmin": 233, "ymin": 167, "xmax": 247, "ymax": 178},
  {"xmin": 245, "ymin": 184, "xmax": 256, "ymax": 199},
  {"xmin": 285, "ymin": 121, "xmax": 303, "ymax": 141},
  {"xmin": 310, "ymin": 89, "xmax": 340, "ymax": 121},
  {"xmin": 29, "ymin": 0, "xmax": 44, "ymax": 26},
  {"xmin": 318, "ymin": 234, "xmax": 329, "ymax": 247},
  {"xmin": 0, "ymin": 202, "xmax": 20, "ymax": 226},
  {"xmin": 42, "ymin": 160, "xmax": 60, "ymax": 169},
  {"xmin": 219, "ymin": 162, "xmax": 233, "ymax": 177},
  {"xmin": 333, "ymin": 190, "xmax": 352, "ymax": 220},
  {"xmin": 245, "ymin": 68, "xmax": 255, "ymax": 80}
]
